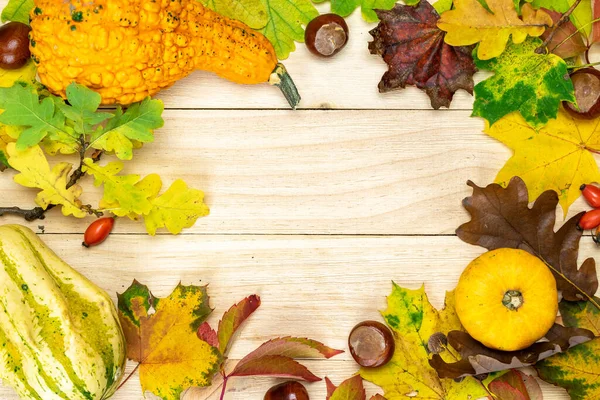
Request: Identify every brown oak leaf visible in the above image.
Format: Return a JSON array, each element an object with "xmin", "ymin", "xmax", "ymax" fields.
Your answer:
[
  {"xmin": 456, "ymin": 176, "xmax": 599, "ymax": 301},
  {"xmin": 368, "ymin": 1, "xmax": 476, "ymax": 109}
]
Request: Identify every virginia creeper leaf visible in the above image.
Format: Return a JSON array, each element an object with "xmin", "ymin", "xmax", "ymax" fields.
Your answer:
[
  {"xmin": 472, "ymin": 38, "xmax": 575, "ymax": 128},
  {"xmin": 197, "ymin": 322, "xmax": 219, "ymax": 348},
  {"xmin": 313, "ymin": 0, "xmax": 396, "ymax": 23},
  {"xmin": 58, "ymin": 83, "xmax": 112, "ymax": 134},
  {"xmin": 229, "ymin": 355, "xmax": 321, "ymax": 381},
  {"xmin": 489, "ymin": 370, "xmax": 543, "ymax": 400},
  {"xmin": 489, "ymin": 382, "xmax": 528, "ymax": 400},
  {"xmin": 430, "ymin": 324, "xmax": 594, "ymax": 378},
  {"xmin": 485, "ymin": 110, "xmax": 600, "ymax": 214},
  {"xmin": 369, "ymin": 2, "xmax": 476, "ymax": 109},
  {"xmin": 325, "ymin": 376, "xmax": 366, "ymax": 400},
  {"xmin": 144, "ymin": 179, "xmax": 210, "ymax": 235},
  {"xmin": 437, "ymin": 0, "xmax": 553, "ymax": 60},
  {"xmin": 117, "ymin": 281, "xmax": 221, "ymax": 400},
  {"xmin": 0, "ymin": 83, "xmax": 66, "ymax": 150},
  {"xmin": 540, "ymin": 9, "xmax": 587, "ymax": 58},
  {"xmin": 537, "ymin": 298, "xmax": 600, "ymax": 399},
  {"xmin": 1, "ymin": 0, "xmax": 33, "ymax": 24},
  {"xmin": 257, "ymin": 0, "xmax": 319, "ymax": 59},
  {"xmin": 456, "ymin": 177, "xmax": 599, "ymax": 301},
  {"xmin": 217, "ymin": 294, "xmax": 261, "ymax": 355},
  {"xmin": 360, "ymin": 284, "xmax": 489, "ymax": 399},
  {"xmin": 200, "ymin": 0, "xmax": 268, "ymax": 29},
  {"xmin": 89, "ymin": 97, "xmax": 163, "ymax": 160},
  {"xmin": 82, "ymin": 159, "xmax": 154, "ymax": 216},
  {"xmin": 593, "ymin": 0, "xmax": 600, "ymax": 42},
  {"xmin": 6, "ymin": 143, "xmax": 86, "ymax": 217}
]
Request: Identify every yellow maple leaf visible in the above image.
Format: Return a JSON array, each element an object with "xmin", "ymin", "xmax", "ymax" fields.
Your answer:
[
  {"xmin": 485, "ymin": 110, "xmax": 600, "ymax": 215},
  {"xmin": 117, "ymin": 282, "xmax": 222, "ymax": 400},
  {"xmin": 6, "ymin": 143, "xmax": 86, "ymax": 217},
  {"xmin": 437, "ymin": 0, "xmax": 553, "ymax": 60},
  {"xmin": 144, "ymin": 179, "xmax": 210, "ymax": 235}
]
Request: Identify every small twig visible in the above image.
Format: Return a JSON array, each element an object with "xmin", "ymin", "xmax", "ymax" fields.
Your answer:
[
  {"xmin": 116, "ymin": 362, "xmax": 140, "ymax": 391},
  {"xmin": 536, "ymin": 0, "xmax": 583, "ymax": 54},
  {"xmin": 0, "ymin": 206, "xmax": 51, "ymax": 221}
]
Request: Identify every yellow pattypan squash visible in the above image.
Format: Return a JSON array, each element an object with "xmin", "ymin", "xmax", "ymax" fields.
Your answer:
[{"xmin": 455, "ymin": 248, "xmax": 558, "ymax": 351}]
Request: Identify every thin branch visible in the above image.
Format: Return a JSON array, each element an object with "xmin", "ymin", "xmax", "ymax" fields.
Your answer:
[
  {"xmin": 0, "ymin": 206, "xmax": 50, "ymax": 221},
  {"xmin": 116, "ymin": 362, "xmax": 140, "ymax": 391},
  {"xmin": 536, "ymin": 0, "xmax": 583, "ymax": 54}
]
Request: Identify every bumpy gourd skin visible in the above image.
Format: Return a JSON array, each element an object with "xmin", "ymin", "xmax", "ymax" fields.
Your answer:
[{"xmin": 29, "ymin": 0, "xmax": 278, "ymax": 104}]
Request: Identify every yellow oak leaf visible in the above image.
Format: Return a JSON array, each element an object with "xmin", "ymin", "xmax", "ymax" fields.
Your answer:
[
  {"xmin": 117, "ymin": 281, "xmax": 222, "ymax": 400},
  {"xmin": 99, "ymin": 173, "xmax": 162, "ymax": 219},
  {"xmin": 144, "ymin": 179, "xmax": 210, "ymax": 235},
  {"xmin": 437, "ymin": 0, "xmax": 553, "ymax": 59},
  {"xmin": 360, "ymin": 284, "xmax": 489, "ymax": 399},
  {"xmin": 485, "ymin": 110, "xmax": 600, "ymax": 215},
  {"xmin": 6, "ymin": 143, "xmax": 86, "ymax": 217}
]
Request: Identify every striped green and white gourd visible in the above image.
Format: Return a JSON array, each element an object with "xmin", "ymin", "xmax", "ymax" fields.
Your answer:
[{"xmin": 0, "ymin": 224, "xmax": 126, "ymax": 400}]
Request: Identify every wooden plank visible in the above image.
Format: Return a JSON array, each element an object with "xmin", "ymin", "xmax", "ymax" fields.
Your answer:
[
  {"xmin": 0, "ymin": 234, "xmax": 579, "ymax": 399},
  {"xmin": 0, "ymin": 109, "xmax": 592, "ymax": 234}
]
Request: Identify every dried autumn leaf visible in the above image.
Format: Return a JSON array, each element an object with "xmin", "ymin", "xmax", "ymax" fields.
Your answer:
[
  {"xmin": 457, "ymin": 177, "xmax": 599, "ymax": 301},
  {"xmin": 540, "ymin": 8, "xmax": 587, "ymax": 58},
  {"xmin": 325, "ymin": 376, "xmax": 366, "ymax": 400},
  {"xmin": 360, "ymin": 283, "xmax": 489, "ymax": 399},
  {"xmin": 197, "ymin": 322, "xmax": 219, "ymax": 348},
  {"xmin": 229, "ymin": 337, "xmax": 343, "ymax": 381},
  {"xmin": 489, "ymin": 381, "xmax": 528, "ymax": 400},
  {"xmin": 430, "ymin": 325, "xmax": 594, "ymax": 378},
  {"xmin": 117, "ymin": 281, "xmax": 222, "ymax": 400},
  {"xmin": 144, "ymin": 179, "xmax": 210, "ymax": 235},
  {"xmin": 473, "ymin": 38, "xmax": 574, "ymax": 128},
  {"xmin": 536, "ymin": 298, "xmax": 600, "ymax": 399},
  {"xmin": 437, "ymin": 0, "xmax": 552, "ymax": 60},
  {"xmin": 489, "ymin": 370, "xmax": 543, "ymax": 400},
  {"xmin": 6, "ymin": 143, "xmax": 86, "ymax": 217},
  {"xmin": 485, "ymin": 111, "xmax": 600, "ymax": 215},
  {"xmin": 369, "ymin": 2, "xmax": 476, "ymax": 109},
  {"xmin": 217, "ymin": 294, "xmax": 261, "ymax": 355}
]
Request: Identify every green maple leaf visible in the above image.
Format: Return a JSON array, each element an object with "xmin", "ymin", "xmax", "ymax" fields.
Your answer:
[
  {"xmin": 200, "ymin": 0, "xmax": 268, "ymax": 29},
  {"xmin": 82, "ymin": 158, "xmax": 154, "ymax": 215},
  {"xmin": 1, "ymin": 0, "xmax": 34, "ymax": 24},
  {"xmin": 58, "ymin": 83, "xmax": 113, "ymax": 134},
  {"xmin": 257, "ymin": 0, "xmax": 319, "ymax": 59},
  {"xmin": 473, "ymin": 38, "xmax": 575, "ymax": 128},
  {"xmin": 536, "ymin": 299, "xmax": 600, "ymax": 399},
  {"xmin": 89, "ymin": 98, "xmax": 163, "ymax": 160},
  {"xmin": 313, "ymin": 0, "xmax": 396, "ymax": 22},
  {"xmin": 144, "ymin": 179, "xmax": 210, "ymax": 235},
  {"xmin": 360, "ymin": 283, "xmax": 489, "ymax": 400},
  {"xmin": 0, "ymin": 83, "xmax": 67, "ymax": 150}
]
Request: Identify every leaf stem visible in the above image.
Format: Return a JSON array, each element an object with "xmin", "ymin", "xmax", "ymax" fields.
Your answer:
[
  {"xmin": 550, "ymin": 17, "xmax": 600, "ymax": 54},
  {"xmin": 116, "ymin": 362, "xmax": 140, "ymax": 392},
  {"xmin": 569, "ymin": 61, "xmax": 600, "ymax": 69},
  {"xmin": 537, "ymin": 0, "xmax": 583, "ymax": 53},
  {"xmin": 219, "ymin": 373, "xmax": 229, "ymax": 400}
]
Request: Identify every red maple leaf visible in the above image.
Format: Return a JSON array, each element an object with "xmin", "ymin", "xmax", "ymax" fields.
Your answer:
[{"xmin": 369, "ymin": 1, "xmax": 476, "ymax": 109}]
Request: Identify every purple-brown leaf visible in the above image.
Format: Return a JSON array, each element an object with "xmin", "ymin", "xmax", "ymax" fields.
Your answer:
[
  {"xmin": 456, "ymin": 176, "xmax": 599, "ymax": 301},
  {"xmin": 429, "ymin": 324, "xmax": 594, "ymax": 378},
  {"xmin": 196, "ymin": 322, "xmax": 218, "ymax": 348},
  {"xmin": 369, "ymin": 395, "xmax": 387, "ymax": 400},
  {"xmin": 489, "ymin": 370, "xmax": 542, "ymax": 400},
  {"xmin": 369, "ymin": 1, "xmax": 476, "ymax": 109},
  {"xmin": 217, "ymin": 294, "xmax": 261, "ymax": 355},
  {"xmin": 237, "ymin": 337, "xmax": 343, "ymax": 364},
  {"xmin": 325, "ymin": 376, "xmax": 366, "ymax": 400},
  {"xmin": 489, "ymin": 381, "xmax": 528, "ymax": 400},
  {"xmin": 540, "ymin": 9, "xmax": 587, "ymax": 58},
  {"xmin": 229, "ymin": 355, "xmax": 321, "ymax": 382}
]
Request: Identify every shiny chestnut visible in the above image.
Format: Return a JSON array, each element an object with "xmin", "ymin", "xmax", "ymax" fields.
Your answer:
[
  {"xmin": 348, "ymin": 320, "xmax": 394, "ymax": 368},
  {"xmin": 264, "ymin": 381, "xmax": 309, "ymax": 400},
  {"xmin": 563, "ymin": 68, "xmax": 600, "ymax": 120},
  {"xmin": 0, "ymin": 22, "xmax": 32, "ymax": 69},
  {"xmin": 304, "ymin": 14, "xmax": 348, "ymax": 57}
]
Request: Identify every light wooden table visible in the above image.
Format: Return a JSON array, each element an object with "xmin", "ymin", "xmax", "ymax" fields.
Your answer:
[{"xmin": 0, "ymin": 3, "xmax": 589, "ymax": 398}]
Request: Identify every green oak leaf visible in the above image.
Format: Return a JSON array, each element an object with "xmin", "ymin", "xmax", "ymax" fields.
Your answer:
[
  {"xmin": 473, "ymin": 38, "xmax": 575, "ymax": 128},
  {"xmin": 1, "ymin": 0, "xmax": 34, "ymax": 24},
  {"xmin": 257, "ymin": 0, "xmax": 319, "ymax": 59},
  {"xmin": 0, "ymin": 83, "xmax": 67, "ymax": 150},
  {"xmin": 313, "ymin": 0, "xmax": 396, "ymax": 22},
  {"xmin": 360, "ymin": 283, "xmax": 489, "ymax": 400},
  {"xmin": 200, "ymin": 0, "xmax": 268, "ymax": 29},
  {"xmin": 89, "ymin": 97, "xmax": 163, "ymax": 160},
  {"xmin": 536, "ymin": 298, "xmax": 600, "ymax": 400},
  {"xmin": 58, "ymin": 83, "xmax": 113, "ymax": 134}
]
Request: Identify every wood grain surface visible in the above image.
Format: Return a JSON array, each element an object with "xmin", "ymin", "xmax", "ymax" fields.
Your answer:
[{"xmin": 0, "ymin": 2, "xmax": 596, "ymax": 399}]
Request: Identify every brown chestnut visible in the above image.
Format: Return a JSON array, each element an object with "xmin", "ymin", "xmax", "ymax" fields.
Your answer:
[
  {"xmin": 563, "ymin": 68, "xmax": 600, "ymax": 120},
  {"xmin": 304, "ymin": 14, "xmax": 348, "ymax": 57},
  {"xmin": 0, "ymin": 22, "xmax": 32, "ymax": 70},
  {"xmin": 348, "ymin": 320, "xmax": 394, "ymax": 368},
  {"xmin": 264, "ymin": 381, "xmax": 309, "ymax": 400}
]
